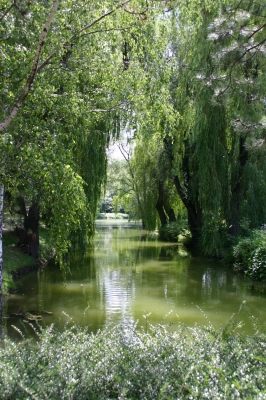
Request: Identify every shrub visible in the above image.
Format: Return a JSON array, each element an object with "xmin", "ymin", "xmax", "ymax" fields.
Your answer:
[
  {"xmin": 249, "ymin": 244, "xmax": 266, "ymax": 281},
  {"xmin": 233, "ymin": 229, "xmax": 266, "ymax": 280},
  {"xmin": 0, "ymin": 311, "xmax": 266, "ymax": 399},
  {"xmin": 159, "ymin": 221, "xmax": 191, "ymax": 243}
]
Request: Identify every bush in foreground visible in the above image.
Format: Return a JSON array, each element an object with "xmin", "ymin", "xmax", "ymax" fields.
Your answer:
[{"xmin": 0, "ymin": 314, "xmax": 266, "ymax": 399}]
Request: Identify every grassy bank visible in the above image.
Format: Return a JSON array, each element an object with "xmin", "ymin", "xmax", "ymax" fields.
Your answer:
[
  {"xmin": 0, "ymin": 313, "xmax": 265, "ymax": 399},
  {"xmin": 2, "ymin": 231, "xmax": 35, "ymax": 294}
]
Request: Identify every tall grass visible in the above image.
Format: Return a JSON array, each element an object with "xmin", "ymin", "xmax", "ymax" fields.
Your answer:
[{"xmin": 1, "ymin": 307, "xmax": 266, "ymax": 399}]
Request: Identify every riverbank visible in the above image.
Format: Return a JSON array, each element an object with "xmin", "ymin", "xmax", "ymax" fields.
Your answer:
[
  {"xmin": 2, "ymin": 223, "xmax": 266, "ymax": 398},
  {"xmin": 0, "ymin": 312, "xmax": 265, "ymax": 399},
  {"xmin": 2, "ymin": 213, "xmax": 131, "ymax": 296},
  {"xmin": 2, "ymin": 226, "xmax": 54, "ymax": 296},
  {"xmin": 2, "ymin": 231, "xmax": 36, "ymax": 295}
]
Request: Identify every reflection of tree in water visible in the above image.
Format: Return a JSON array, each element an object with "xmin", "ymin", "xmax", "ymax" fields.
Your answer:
[
  {"xmin": 98, "ymin": 267, "xmax": 136, "ymax": 329},
  {"xmin": 183, "ymin": 258, "xmax": 239, "ymax": 305},
  {"xmin": 201, "ymin": 267, "xmax": 227, "ymax": 301},
  {"xmin": 158, "ymin": 246, "xmax": 179, "ymax": 261}
]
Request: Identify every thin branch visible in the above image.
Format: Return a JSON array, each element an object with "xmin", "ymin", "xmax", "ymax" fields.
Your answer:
[
  {"xmin": 216, "ymin": 36, "xmax": 266, "ymax": 98},
  {"xmin": 0, "ymin": 0, "xmax": 134, "ymax": 133},
  {"xmin": 123, "ymin": 6, "xmax": 148, "ymax": 15},
  {"xmin": 0, "ymin": 2, "xmax": 14, "ymax": 23},
  {"xmin": 0, "ymin": 0, "xmax": 60, "ymax": 133},
  {"xmin": 78, "ymin": 24, "xmax": 137, "ymax": 39},
  {"xmin": 118, "ymin": 144, "xmax": 130, "ymax": 162},
  {"xmin": 247, "ymin": 22, "xmax": 266, "ymax": 41},
  {"xmin": 37, "ymin": 0, "xmax": 132, "ymax": 73}
]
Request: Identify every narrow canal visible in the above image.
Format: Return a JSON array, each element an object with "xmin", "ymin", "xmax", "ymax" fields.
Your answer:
[{"xmin": 6, "ymin": 220, "xmax": 266, "ymax": 337}]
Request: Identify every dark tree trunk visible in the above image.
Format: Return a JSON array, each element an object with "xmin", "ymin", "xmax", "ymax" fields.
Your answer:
[
  {"xmin": 164, "ymin": 200, "xmax": 176, "ymax": 223},
  {"xmin": 229, "ymin": 184, "xmax": 241, "ymax": 237},
  {"xmin": 163, "ymin": 135, "xmax": 203, "ymax": 252},
  {"xmin": 187, "ymin": 202, "xmax": 202, "ymax": 252},
  {"xmin": 16, "ymin": 196, "xmax": 28, "ymax": 230},
  {"xmin": 15, "ymin": 200, "xmax": 40, "ymax": 259},
  {"xmin": 27, "ymin": 202, "xmax": 40, "ymax": 259},
  {"xmin": 229, "ymin": 136, "xmax": 248, "ymax": 237},
  {"xmin": 156, "ymin": 181, "xmax": 168, "ymax": 227}
]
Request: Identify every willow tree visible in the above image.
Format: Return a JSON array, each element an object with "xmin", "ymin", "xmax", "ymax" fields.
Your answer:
[
  {"xmin": 0, "ymin": 0, "xmax": 163, "ymax": 323},
  {"xmin": 207, "ymin": 0, "xmax": 266, "ymax": 233},
  {"xmin": 122, "ymin": 0, "xmax": 266, "ymax": 255},
  {"xmin": 169, "ymin": 0, "xmax": 266, "ymax": 254},
  {"xmin": 116, "ymin": 139, "xmax": 158, "ymax": 229}
]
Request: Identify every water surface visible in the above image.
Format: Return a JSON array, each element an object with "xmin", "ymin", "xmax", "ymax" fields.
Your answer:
[{"xmin": 6, "ymin": 221, "xmax": 266, "ymax": 337}]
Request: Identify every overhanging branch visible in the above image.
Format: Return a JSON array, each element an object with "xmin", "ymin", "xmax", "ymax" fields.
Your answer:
[{"xmin": 0, "ymin": 0, "xmax": 61, "ymax": 133}]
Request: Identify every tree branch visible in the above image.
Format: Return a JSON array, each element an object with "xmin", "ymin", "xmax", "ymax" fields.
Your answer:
[
  {"xmin": 37, "ymin": 0, "xmax": 132, "ymax": 73},
  {"xmin": 0, "ymin": 2, "xmax": 14, "ymax": 23},
  {"xmin": 0, "ymin": 0, "xmax": 60, "ymax": 133}
]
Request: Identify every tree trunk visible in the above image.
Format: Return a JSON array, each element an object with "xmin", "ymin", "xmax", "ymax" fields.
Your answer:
[
  {"xmin": 0, "ymin": 186, "xmax": 4, "ymax": 337},
  {"xmin": 187, "ymin": 202, "xmax": 202, "ymax": 252},
  {"xmin": 164, "ymin": 204, "xmax": 176, "ymax": 223},
  {"xmin": 156, "ymin": 181, "xmax": 168, "ymax": 226},
  {"xmin": 229, "ymin": 183, "xmax": 241, "ymax": 237},
  {"xmin": 27, "ymin": 203, "xmax": 40, "ymax": 259},
  {"xmin": 229, "ymin": 136, "xmax": 248, "ymax": 237},
  {"xmin": 163, "ymin": 135, "xmax": 203, "ymax": 252},
  {"xmin": 0, "ymin": 0, "xmax": 61, "ymax": 132},
  {"xmin": 16, "ymin": 201, "xmax": 40, "ymax": 259}
]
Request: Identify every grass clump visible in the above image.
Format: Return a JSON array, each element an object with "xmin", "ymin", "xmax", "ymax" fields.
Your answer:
[{"xmin": 0, "ymin": 312, "xmax": 266, "ymax": 399}]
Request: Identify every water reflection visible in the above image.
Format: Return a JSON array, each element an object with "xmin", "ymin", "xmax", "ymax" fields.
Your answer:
[{"xmin": 5, "ymin": 221, "xmax": 266, "ymax": 338}]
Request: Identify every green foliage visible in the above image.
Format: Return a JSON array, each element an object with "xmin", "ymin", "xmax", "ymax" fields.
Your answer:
[
  {"xmin": 159, "ymin": 220, "xmax": 190, "ymax": 243},
  {"xmin": 146, "ymin": 0, "xmax": 266, "ymax": 254},
  {"xmin": 233, "ymin": 229, "xmax": 266, "ymax": 280},
  {"xmin": 0, "ymin": 314, "xmax": 266, "ymax": 399},
  {"xmin": 1, "ymin": 0, "xmax": 266, "ymax": 262},
  {"xmin": 251, "ymin": 244, "xmax": 266, "ymax": 281},
  {"xmin": 1, "ymin": 0, "xmax": 164, "ymax": 268},
  {"xmin": 38, "ymin": 226, "xmax": 56, "ymax": 261}
]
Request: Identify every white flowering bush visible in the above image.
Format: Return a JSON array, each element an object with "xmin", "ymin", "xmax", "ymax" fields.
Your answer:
[{"xmin": 0, "ymin": 315, "xmax": 266, "ymax": 399}]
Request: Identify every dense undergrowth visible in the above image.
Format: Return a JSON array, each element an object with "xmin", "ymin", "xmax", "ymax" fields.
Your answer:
[
  {"xmin": 232, "ymin": 228, "xmax": 266, "ymax": 281},
  {"xmin": 159, "ymin": 221, "xmax": 191, "ymax": 244},
  {"xmin": 159, "ymin": 222, "xmax": 266, "ymax": 283},
  {"xmin": 0, "ymin": 310, "xmax": 266, "ymax": 399}
]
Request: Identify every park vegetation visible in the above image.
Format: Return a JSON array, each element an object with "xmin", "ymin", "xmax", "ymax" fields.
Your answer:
[
  {"xmin": 0, "ymin": 307, "xmax": 266, "ymax": 399},
  {"xmin": 1, "ymin": 0, "xmax": 266, "ymax": 286},
  {"xmin": 0, "ymin": 1, "xmax": 266, "ymax": 396}
]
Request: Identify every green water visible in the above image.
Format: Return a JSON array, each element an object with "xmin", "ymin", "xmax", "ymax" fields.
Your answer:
[{"xmin": 6, "ymin": 221, "xmax": 266, "ymax": 337}]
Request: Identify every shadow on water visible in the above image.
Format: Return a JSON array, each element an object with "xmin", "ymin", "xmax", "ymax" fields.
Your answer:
[{"xmin": 5, "ymin": 220, "xmax": 266, "ymax": 338}]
